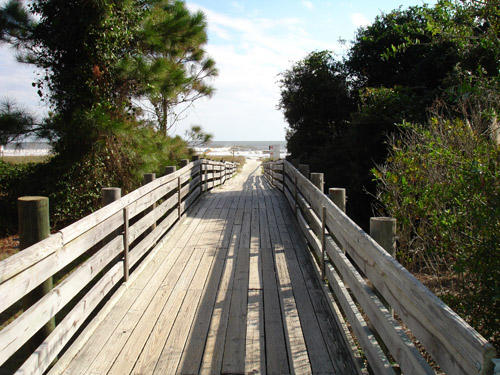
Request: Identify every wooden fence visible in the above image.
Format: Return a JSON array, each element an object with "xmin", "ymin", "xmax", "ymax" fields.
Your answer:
[
  {"xmin": 263, "ymin": 159, "xmax": 496, "ymax": 375},
  {"xmin": 0, "ymin": 158, "xmax": 237, "ymax": 375}
]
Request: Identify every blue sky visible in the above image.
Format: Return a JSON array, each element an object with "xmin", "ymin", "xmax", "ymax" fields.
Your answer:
[{"xmin": 0, "ymin": 0, "xmax": 436, "ymax": 141}]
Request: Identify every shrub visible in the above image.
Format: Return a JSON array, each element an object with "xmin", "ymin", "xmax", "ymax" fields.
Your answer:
[{"xmin": 373, "ymin": 117, "xmax": 499, "ymax": 347}]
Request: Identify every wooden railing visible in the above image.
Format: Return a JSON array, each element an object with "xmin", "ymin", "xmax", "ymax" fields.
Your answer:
[
  {"xmin": 263, "ymin": 159, "xmax": 496, "ymax": 375},
  {"xmin": 0, "ymin": 158, "xmax": 237, "ymax": 375}
]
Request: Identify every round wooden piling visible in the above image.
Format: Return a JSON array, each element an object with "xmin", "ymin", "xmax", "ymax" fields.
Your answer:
[
  {"xmin": 370, "ymin": 217, "xmax": 396, "ymax": 257},
  {"xmin": 165, "ymin": 166, "xmax": 177, "ymax": 175},
  {"xmin": 102, "ymin": 187, "xmax": 121, "ymax": 206},
  {"xmin": 143, "ymin": 173, "xmax": 156, "ymax": 184},
  {"xmin": 143, "ymin": 173, "xmax": 157, "ymax": 230},
  {"xmin": 18, "ymin": 196, "xmax": 55, "ymax": 336},
  {"xmin": 310, "ymin": 173, "xmax": 324, "ymax": 193},
  {"xmin": 329, "ymin": 188, "xmax": 346, "ymax": 213}
]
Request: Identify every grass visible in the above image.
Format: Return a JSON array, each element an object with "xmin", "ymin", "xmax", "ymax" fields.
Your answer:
[{"xmin": 0, "ymin": 155, "xmax": 52, "ymax": 164}]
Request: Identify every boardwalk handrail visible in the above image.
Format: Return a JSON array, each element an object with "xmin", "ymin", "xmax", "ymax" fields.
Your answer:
[
  {"xmin": 0, "ymin": 158, "xmax": 237, "ymax": 375},
  {"xmin": 263, "ymin": 160, "xmax": 496, "ymax": 375}
]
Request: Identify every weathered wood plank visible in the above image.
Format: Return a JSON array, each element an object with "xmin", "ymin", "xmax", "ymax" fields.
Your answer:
[
  {"xmin": 245, "ymin": 289, "xmax": 266, "ymax": 375},
  {"xmin": 274, "ymin": 244, "xmax": 311, "ymax": 375},
  {"xmin": 153, "ymin": 246, "xmax": 217, "ymax": 374},
  {"xmin": 0, "ymin": 233, "xmax": 62, "ymax": 284},
  {"xmin": 110, "ymin": 248, "xmax": 206, "ymax": 375}
]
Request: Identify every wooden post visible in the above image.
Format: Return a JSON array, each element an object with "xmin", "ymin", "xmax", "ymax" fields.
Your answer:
[
  {"xmin": 370, "ymin": 217, "xmax": 397, "ymax": 317},
  {"xmin": 143, "ymin": 173, "xmax": 156, "ymax": 185},
  {"xmin": 179, "ymin": 159, "xmax": 189, "ymax": 168},
  {"xmin": 310, "ymin": 172, "xmax": 324, "ymax": 193},
  {"xmin": 143, "ymin": 173, "xmax": 156, "ymax": 230},
  {"xmin": 165, "ymin": 165, "xmax": 176, "ymax": 175},
  {"xmin": 291, "ymin": 158, "xmax": 300, "ymax": 168},
  {"xmin": 177, "ymin": 177, "xmax": 182, "ymax": 218},
  {"xmin": 122, "ymin": 207, "xmax": 129, "ymax": 281},
  {"xmin": 102, "ymin": 187, "xmax": 121, "ymax": 206},
  {"xmin": 18, "ymin": 196, "xmax": 55, "ymax": 337},
  {"xmin": 298, "ymin": 163, "xmax": 310, "ymax": 179},
  {"xmin": 192, "ymin": 155, "xmax": 200, "ymax": 161},
  {"xmin": 370, "ymin": 217, "xmax": 397, "ymax": 257},
  {"xmin": 200, "ymin": 161, "xmax": 204, "ymax": 192},
  {"xmin": 294, "ymin": 174, "xmax": 298, "ymax": 216},
  {"xmin": 329, "ymin": 188, "xmax": 346, "ymax": 213},
  {"xmin": 321, "ymin": 206, "xmax": 326, "ymax": 279},
  {"xmin": 270, "ymin": 163, "xmax": 274, "ymax": 186}
]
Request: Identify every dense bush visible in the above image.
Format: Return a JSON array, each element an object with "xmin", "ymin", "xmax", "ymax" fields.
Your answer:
[
  {"xmin": 373, "ymin": 118, "xmax": 499, "ymax": 347},
  {"xmin": 0, "ymin": 126, "xmax": 192, "ymax": 235}
]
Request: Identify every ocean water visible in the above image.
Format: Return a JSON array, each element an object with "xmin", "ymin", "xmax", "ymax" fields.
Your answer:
[
  {"xmin": 208, "ymin": 141, "xmax": 286, "ymax": 150},
  {"xmin": 1, "ymin": 141, "xmax": 52, "ymax": 156},
  {"xmin": 198, "ymin": 141, "xmax": 287, "ymax": 159}
]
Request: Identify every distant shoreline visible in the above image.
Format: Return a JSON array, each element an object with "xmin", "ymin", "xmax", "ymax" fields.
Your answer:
[{"xmin": 1, "ymin": 141, "xmax": 288, "ymax": 158}]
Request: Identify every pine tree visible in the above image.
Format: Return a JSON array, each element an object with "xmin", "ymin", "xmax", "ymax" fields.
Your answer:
[{"xmin": 133, "ymin": 0, "xmax": 217, "ymax": 134}]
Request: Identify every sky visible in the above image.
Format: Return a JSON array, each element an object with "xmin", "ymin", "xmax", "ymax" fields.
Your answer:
[{"xmin": 0, "ymin": 0, "xmax": 436, "ymax": 141}]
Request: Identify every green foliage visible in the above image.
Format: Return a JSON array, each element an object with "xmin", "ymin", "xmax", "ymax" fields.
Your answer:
[
  {"xmin": 278, "ymin": 50, "xmax": 355, "ymax": 162},
  {"xmin": 124, "ymin": 0, "xmax": 217, "ymax": 134},
  {"xmin": 373, "ymin": 118, "xmax": 499, "ymax": 346},
  {"xmin": 347, "ymin": 4, "xmax": 459, "ymax": 92},
  {"xmin": 0, "ymin": 130, "xmax": 192, "ymax": 235},
  {"xmin": 184, "ymin": 125, "xmax": 213, "ymax": 147},
  {"xmin": 0, "ymin": 0, "xmax": 213, "ymax": 236},
  {"xmin": 0, "ymin": 101, "xmax": 38, "ymax": 144}
]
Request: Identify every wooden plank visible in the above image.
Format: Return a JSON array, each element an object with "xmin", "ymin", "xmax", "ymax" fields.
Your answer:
[
  {"xmin": 245, "ymin": 290, "xmax": 266, "ymax": 375},
  {"xmin": 176, "ymin": 242, "xmax": 230, "ymax": 374},
  {"xmin": 221, "ymin": 226, "xmax": 251, "ymax": 372},
  {"xmin": 103, "ymin": 248, "xmax": 206, "ymax": 375},
  {"xmin": 276, "ymin": 196, "xmax": 362, "ymax": 375},
  {"xmin": 199, "ymin": 177, "xmax": 247, "ymax": 374},
  {"xmin": 291, "ymin": 231, "xmax": 360, "ymax": 374},
  {"xmin": 123, "ymin": 195, "xmax": 223, "ymax": 374},
  {"xmin": 271, "ymin": 230, "xmax": 336, "ymax": 371},
  {"xmin": 16, "ymin": 261, "xmax": 124, "ymax": 375},
  {"xmin": 273, "ymin": 244, "xmax": 312, "ymax": 375},
  {"xmin": 0, "ymin": 233, "xmax": 62, "ymax": 284},
  {"xmin": 258, "ymin": 183, "xmax": 289, "ymax": 375},
  {"xmin": 199, "ymin": 229, "xmax": 239, "ymax": 374},
  {"xmin": 0, "ymin": 235, "xmax": 123, "ymax": 366},
  {"xmin": 152, "ymin": 245, "xmax": 218, "ymax": 374}
]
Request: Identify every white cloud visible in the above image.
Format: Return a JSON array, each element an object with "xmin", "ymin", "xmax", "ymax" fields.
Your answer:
[
  {"xmin": 350, "ymin": 13, "xmax": 370, "ymax": 28},
  {"xmin": 302, "ymin": 1, "xmax": 314, "ymax": 10},
  {"xmin": 179, "ymin": 3, "xmax": 340, "ymax": 140},
  {"xmin": 230, "ymin": 1, "xmax": 244, "ymax": 12}
]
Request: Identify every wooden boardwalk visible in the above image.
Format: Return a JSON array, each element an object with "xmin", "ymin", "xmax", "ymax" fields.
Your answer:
[{"xmin": 50, "ymin": 160, "xmax": 357, "ymax": 375}]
